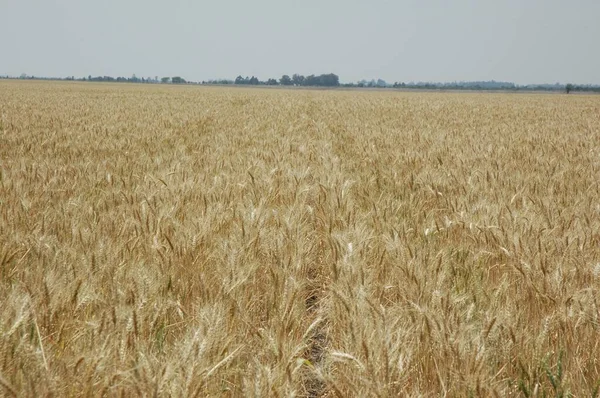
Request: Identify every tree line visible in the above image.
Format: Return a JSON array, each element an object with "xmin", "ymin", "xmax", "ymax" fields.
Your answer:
[
  {"xmin": 7, "ymin": 72, "xmax": 340, "ymax": 87},
  {"xmin": 3, "ymin": 74, "xmax": 599, "ymax": 93},
  {"xmin": 84, "ymin": 75, "xmax": 187, "ymax": 84},
  {"xmin": 232, "ymin": 73, "xmax": 340, "ymax": 87}
]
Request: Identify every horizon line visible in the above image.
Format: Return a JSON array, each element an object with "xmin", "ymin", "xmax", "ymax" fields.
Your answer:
[{"xmin": 1, "ymin": 73, "xmax": 599, "ymax": 87}]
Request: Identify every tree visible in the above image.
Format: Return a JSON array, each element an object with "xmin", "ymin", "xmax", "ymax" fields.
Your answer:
[
  {"xmin": 161, "ymin": 77, "xmax": 171, "ymax": 83},
  {"xmin": 171, "ymin": 76, "xmax": 186, "ymax": 84},
  {"xmin": 322, "ymin": 73, "xmax": 340, "ymax": 87},
  {"xmin": 304, "ymin": 75, "xmax": 317, "ymax": 86},
  {"xmin": 292, "ymin": 74, "xmax": 305, "ymax": 86},
  {"xmin": 280, "ymin": 75, "xmax": 293, "ymax": 86},
  {"xmin": 303, "ymin": 73, "xmax": 339, "ymax": 87},
  {"xmin": 266, "ymin": 78, "xmax": 278, "ymax": 85},
  {"xmin": 566, "ymin": 83, "xmax": 573, "ymax": 94}
]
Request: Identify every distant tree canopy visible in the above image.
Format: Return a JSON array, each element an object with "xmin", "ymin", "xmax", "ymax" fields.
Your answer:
[
  {"xmin": 235, "ymin": 76, "xmax": 260, "ymax": 85},
  {"xmin": 303, "ymin": 74, "xmax": 340, "ymax": 87},
  {"xmin": 292, "ymin": 74, "xmax": 305, "ymax": 86},
  {"xmin": 280, "ymin": 75, "xmax": 293, "ymax": 86},
  {"xmin": 85, "ymin": 74, "xmax": 148, "ymax": 83},
  {"xmin": 566, "ymin": 83, "xmax": 573, "ymax": 94},
  {"xmin": 6, "ymin": 73, "xmax": 599, "ymax": 93},
  {"xmin": 202, "ymin": 79, "xmax": 234, "ymax": 85},
  {"xmin": 232, "ymin": 73, "xmax": 340, "ymax": 87}
]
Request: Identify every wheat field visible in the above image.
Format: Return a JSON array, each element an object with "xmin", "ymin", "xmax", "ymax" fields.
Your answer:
[{"xmin": 1, "ymin": 80, "xmax": 599, "ymax": 397}]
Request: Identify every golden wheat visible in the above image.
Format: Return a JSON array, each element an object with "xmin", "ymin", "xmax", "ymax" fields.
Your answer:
[{"xmin": 1, "ymin": 80, "xmax": 599, "ymax": 396}]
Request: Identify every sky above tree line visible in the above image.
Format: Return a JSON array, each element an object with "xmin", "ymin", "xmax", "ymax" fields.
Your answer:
[{"xmin": 2, "ymin": 0, "xmax": 599, "ymax": 85}]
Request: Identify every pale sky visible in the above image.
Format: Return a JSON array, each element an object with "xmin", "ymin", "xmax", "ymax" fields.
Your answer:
[{"xmin": 2, "ymin": 0, "xmax": 599, "ymax": 84}]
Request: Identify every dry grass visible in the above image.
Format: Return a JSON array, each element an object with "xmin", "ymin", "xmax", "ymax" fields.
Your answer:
[{"xmin": 1, "ymin": 80, "xmax": 600, "ymax": 396}]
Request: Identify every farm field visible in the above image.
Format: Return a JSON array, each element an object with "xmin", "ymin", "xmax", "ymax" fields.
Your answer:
[{"xmin": 1, "ymin": 80, "xmax": 600, "ymax": 396}]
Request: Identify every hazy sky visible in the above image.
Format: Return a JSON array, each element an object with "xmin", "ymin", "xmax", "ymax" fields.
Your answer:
[{"xmin": 2, "ymin": 0, "xmax": 599, "ymax": 84}]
